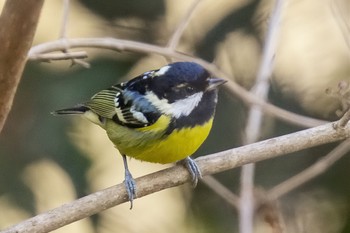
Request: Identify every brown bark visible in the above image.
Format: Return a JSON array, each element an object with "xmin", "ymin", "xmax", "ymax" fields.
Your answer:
[{"xmin": 0, "ymin": 0, "xmax": 44, "ymax": 132}]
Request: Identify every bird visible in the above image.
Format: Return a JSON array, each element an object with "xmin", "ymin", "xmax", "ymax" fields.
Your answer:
[{"xmin": 53, "ymin": 62, "xmax": 226, "ymax": 208}]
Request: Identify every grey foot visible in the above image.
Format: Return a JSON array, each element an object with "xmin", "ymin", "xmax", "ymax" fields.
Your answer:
[{"xmin": 182, "ymin": 157, "xmax": 202, "ymax": 187}]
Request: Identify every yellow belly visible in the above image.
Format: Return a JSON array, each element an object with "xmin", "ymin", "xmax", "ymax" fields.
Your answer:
[{"xmin": 105, "ymin": 115, "xmax": 213, "ymax": 164}]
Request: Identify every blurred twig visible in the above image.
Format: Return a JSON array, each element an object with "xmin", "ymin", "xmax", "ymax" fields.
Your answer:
[
  {"xmin": 265, "ymin": 93, "xmax": 350, "ymax": 200},
  {"xmin": 331, "ymin": 0, "xmax": 350, "ymax": 51},
  {"xmin": 59, "ymin": 0, "xmax": 90, "ymax": 68},
  {"xmin": 268, "ymin": 138, "xmax": 350, "ymax": 199},
  {"xmin": 27, "ymin": 38, "xmax": 328, "ymax": 128},
  {"xmin": 239, "ymin": 164, "xmax": 255, "ymax": 233},
  {"xmin": 2, "ymin": 121, "xmax": 349, "ymax": 233},
  {"xmin": 167, "ymin": 0, "xmax": 202, "ymax": 50},
  {"xmin": 28, "ymin": 51, "xmax": 88, "ymax": 61},
  {"xmin": 336, "ymin": 109, "xmax": 350, "ymax": 128},
  {"xmin": 59, "ymin": 0, "xmax": 69, "ymax": 39},
  {"xmin": 202, "ymin": 176, "xmax": 240, "ymax": 209},
  {"xmin": 240, "ymin": 0, "xmax": 286, "ymax": 232},
  {"xmin": 0, "ymin": 0, "xmax": 44, "ymax": 133}
]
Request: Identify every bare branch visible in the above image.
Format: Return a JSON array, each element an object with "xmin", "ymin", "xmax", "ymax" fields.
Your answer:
[
  {"xmin": 69, "ymin": 58, "xmax": 91, "ymax": 68},
  {"xmin": 265, "ymin": 109, "xmax": 350, "ymax": 200},
  {"xmin": 0, "ymin": 0, "xmax": 44, "ymax": 133},
  {"xmin": 239, "ymin": 164, "xmax": 256, "ymax": 233},
  {"xmin": 167, "ymin": 0, "xmax": 202, "ymax": 50},
  {"xmin": 336, "ymin": 109, "xmax": 350, "ymax": 128},
  {"xmin": 27, "ymin": 38, "xmax": 327, "ymax": 128},
  {"xmin": 202, "ymin": 176, "xmax": 240, "ymax": 209},
  {"xmin": 2, "ymin": 121, "xmax": 349, "ymax": 233},
  {"xmin": 268, "ymin": 138, "xmax": 350, "ymax": 199},
  {"xmin": 59, "ymin": 0, "xmax": 70, "ymax": 39},
  {"xmin": 57, "ymin": 0, "xmax": 89, "ymax": 68},
  {"xmin": 240, "ymin": 0, "xmax": 286, "ymax": 232},
  {"xmin": 331, "ymin": 0, "xmax": 350, "ymax": 51},
  {"xmin": 28, "ymin": 51, "xmax": 88, "ymax": 61}
]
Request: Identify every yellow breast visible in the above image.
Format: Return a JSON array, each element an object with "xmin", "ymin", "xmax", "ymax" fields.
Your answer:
[{"xmin": 105, "ymin": 115, "xmax": 213, "ymax": 164}]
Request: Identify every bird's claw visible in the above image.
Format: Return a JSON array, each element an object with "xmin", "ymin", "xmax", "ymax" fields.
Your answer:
[
  {"xmin": 124, "ymin": 170, "xmax": 136, "ymax": 209},
  {"xmin": 183, "ymin": 157, "xmax": 202, "ymax": 187}
]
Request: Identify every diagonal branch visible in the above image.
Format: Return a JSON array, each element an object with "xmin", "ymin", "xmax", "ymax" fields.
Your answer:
[
  {"xmin": 28, "ymin": 51, "xmax": 88, "ymax": 61},
  {"xmin": 27, "ymin": 38, "xmax": 328, "ymax": 128},
  {"xmin": 240, "ymin": 1, "xmax": 286, "ymax": 232},
  {"xmin": 58, "ymin": 0, "xmax": 90, "ymax": 68},
  {"xmin": 167, "ymin": 0, "xmax": 202, "ymax": 50},
  {"xmin": 59, "ymin": 0, "xmax": 70, "ymax": 39},
  {"xmin": 202, "ymin": 176, "xmax": 240, "ymax": 209},
  {"xmin": 331, "ymin": 0, "xmax": 350, "ymax": 51},
  {"xmin": 336, "ymin": 109, "xmax": 350, "ymax": 128},
  {"xmin": 0, "ymin": 0, "xmax": 44, "ymax": 133},
  {"xmin": 268, "ymin": 110, "xmax": 350, "ymax": 199},
  {"xmin": 1, "ymin": 121, "xmax": 349, "ymax": 233},
  {"xmin": 268, "ymin": 138, "xmax": 350, "ymax": 199}
]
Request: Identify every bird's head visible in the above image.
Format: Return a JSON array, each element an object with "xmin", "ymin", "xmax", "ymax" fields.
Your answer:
[
  {"xmin": 125, "ymin": 62, "xmax": 226, "ymax": 118},
  {"xmin": 127, "ymin": 62, "xmax": 226, "ymax": 103}
]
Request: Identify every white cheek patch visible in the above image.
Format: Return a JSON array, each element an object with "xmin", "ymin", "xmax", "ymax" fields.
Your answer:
[
  {"xmin": 155, "ymin": 65, "xmax": 170, "ymax": 76},
  {"xmin": 145, "ymin": 91, "xmax": 203, "ymax": 118},
  {"xmin": 171, "ymin": 92, "xmax": 203, "ymax": 117}
]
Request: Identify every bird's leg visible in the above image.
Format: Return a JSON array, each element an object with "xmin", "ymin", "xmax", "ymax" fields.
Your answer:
[
  {"xmin": 181, "ymin": 157, "xmax": 202, "ymax": 187},
  {"xmin": 122, "ymin": 154, "xmax": 136, "ymax": 209}
]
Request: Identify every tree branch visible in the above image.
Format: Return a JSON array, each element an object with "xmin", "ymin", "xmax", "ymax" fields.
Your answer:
[
  {"xmin": 59, "ymin": 0, "xmax": 70, "ymax": 39},
  {"xmin": 240, "ymin": 0, "xmax": 286, "ymax": 232},
  {"xmin": 336, "ymin": 109, "xmax": 350, "ymax": 128},
  {"xmin": 268, "ymin": 110, "xmax": 350, "ymax": 199},
  {"xmin": 27, "ymin": 37, "xmax": 328, "ymax": 128},
  {"xmin": 202, "ymin": 176, "xmax": 240, "ymax": 209},
  {"xmin": 28, "ymin": 51, "xmax": 88, "ymax": 62},
  {"xmin": 268, "ymin": 138, "xmax": 350, "ymax": 199},
  {"xmin": 167, "ymin": 0, "xmax": 202, "ymax": 50},
  {"xmin": 1, "ymin": 121, "xmax": 349, "ymax": 233},
  {"xmin": 0, "ymin": 0, "xmax": 44, "ymax": 133}
]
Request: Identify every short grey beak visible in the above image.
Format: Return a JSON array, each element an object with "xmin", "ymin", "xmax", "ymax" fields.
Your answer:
[{"xmin": 207, "ymin": 77, "xmax": 227, "ymax": 91}]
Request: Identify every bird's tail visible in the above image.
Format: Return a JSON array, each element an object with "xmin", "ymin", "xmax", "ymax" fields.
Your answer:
[{"xmin": 51, "ymin": 105, "xmax": 89, "ymax": 115}]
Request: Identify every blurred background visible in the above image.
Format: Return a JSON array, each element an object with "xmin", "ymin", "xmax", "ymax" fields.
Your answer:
[{"xmin": 0, "ymin": 0, "xmax": 349, "ymax": 232}]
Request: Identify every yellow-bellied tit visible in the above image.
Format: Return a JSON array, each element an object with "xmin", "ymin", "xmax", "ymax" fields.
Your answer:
[{"xmin": 53, "ymin": 62, "xmax": 226, "ymax": 208}]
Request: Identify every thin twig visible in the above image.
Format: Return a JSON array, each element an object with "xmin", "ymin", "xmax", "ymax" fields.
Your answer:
[
  {"xmin": 239, "ymin": 164, "xmax": 256, "ymax": 233},
  {"xmin": 167, "ymin": 0, "xmax": 202, "ymax": 50},
  {"xmin": 27, "ymin": 38, "xmax": 328, "ymax": 128},
  {"xmin": 202, "ymin": 176, "xmax": 240, "ymax": 209},
  {"xmin": 268, "ymin": 138, "xmax": 350, "ymax": 199},
  {"xmin": 59, "ymin": 0, "xmax": 69, "ymax": 39},
  {"xmin": 0, "ymin": 0, "xmax": 45, "ymax": 133},
  {"xmin": 58, "ymin": 0, "xmax": 90, "ymax": 68},
  {"xmin": 240, "ymin": 1, "xmax": 286, "ymax": 232},
  {"xmin": 1, "ymin": 121, "xmax": 349, "ymax": 233},
  {"xmin": 331, "ymin": 0, "xmax": 350, "ymax": 51},
  {"xmin": 268, "ymin": 110, "xmax": 350, "ymax": 199},
  {"xmin": 28, "ymin": 51, "xmax": 88, "ymax": 61},
  {"xmin": 335, "ymin": 109, "xmax": 350, "ymax": 128},
  {"xmin": 69, "ymin": 58, "xmax": 91, "ymax": 68}
]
